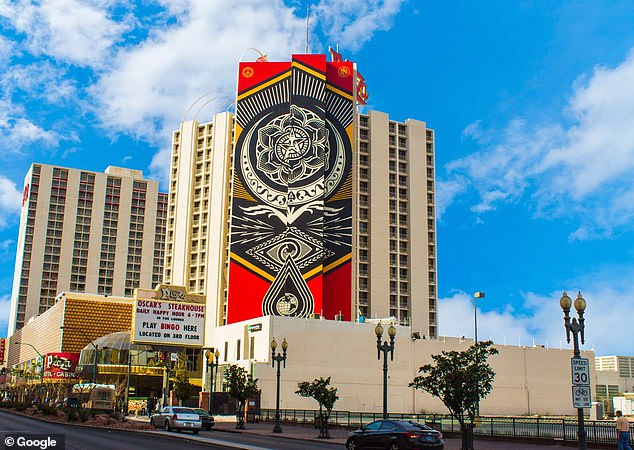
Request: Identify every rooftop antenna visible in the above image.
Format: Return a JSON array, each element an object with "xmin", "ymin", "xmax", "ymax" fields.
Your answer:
[{"xmin": 305, "ymin": 4, "xmax": 310, "ymax": 53}]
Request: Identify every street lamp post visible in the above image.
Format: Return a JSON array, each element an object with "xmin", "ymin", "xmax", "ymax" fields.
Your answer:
[
  {"xmin": 375, "ymin": 323, "xmax": 396, "ymax": 419},
  {"xmin": 473, "ymin": 292, "xmax": 485, "ymax": 345},
  {"xmin": 15, "ymin": 342, "xmax": 45, "ymax": 403},
  {"xmin": 473, "ymin": 291, "xmax": 485, "ymax": 417},
  {"xmin": 14, "ymin": 342, "xmax": 44, "ymax": 384},
  {"xmin": 59, "ymin": 326, "xmax": 99, "ymax": 384},
  {"xmin": 125, "ymin": 349, "xmax": 132, "ymax": 416},
  {"xmin": 560, "ymin": 291, "xmax": 587, "ymax": 450},
  {"xmin": 270, "ymin": 337, "xmax": 288, "ymax": 434},
  {"xmin": 205, "ymin": 349, "xmax": 220, "ymax": 413}
]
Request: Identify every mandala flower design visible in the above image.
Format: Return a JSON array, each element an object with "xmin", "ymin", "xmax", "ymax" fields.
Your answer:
[{"xmin": 256, "ymin": 105, "xmax": 329, "ymax": 184}]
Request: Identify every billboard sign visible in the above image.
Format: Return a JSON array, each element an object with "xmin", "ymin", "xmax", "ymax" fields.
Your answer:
[
  {"xmin": 43, "ymin": 352, "xmax": 80, "ymax": 381},
  {"xmin": 227, "ymin": 54, "xmax": 354, "ymax": 324},
  {"xmin": 132, "ymin": 285, "xmax": 206, "ymax": 347}
]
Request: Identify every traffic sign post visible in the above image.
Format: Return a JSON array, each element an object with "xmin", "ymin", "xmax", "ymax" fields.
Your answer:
[{"xmin": 571, "ymin": 357, "xmax": 591, "ymax": 409}]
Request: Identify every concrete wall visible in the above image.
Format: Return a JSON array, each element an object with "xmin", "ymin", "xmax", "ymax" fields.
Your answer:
[{"xmin": 213, "ymin": 315, "xmax": 593, "ymax": 416}]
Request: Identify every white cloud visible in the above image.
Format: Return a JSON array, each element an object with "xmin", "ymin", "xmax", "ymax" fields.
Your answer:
[
  {"xmin": 1, "ymin": 0, "xmax": 131, "ymax": 67},
  {"xmin": 0, "ymin": 35, "xmax": 14, "ymax": 62},
  {"xmin": 1, "ymin": 62, "xmax": 77, "ymax": 104},
  {"xmin": 0, "ymin": 294, "xmax": 10, "ymax": 337},
  {"xmin": 438, "ymin": 287, "xmax": 634, "ymax": 356},
  {"xmin": 442, "ymin": 49, "xmax": 634, "ymax": 238},
  {"xmin": 0, "ymin": 106, "xmax": 60, "ymax": 152},
  {"xmin": 90, "ymin": 0, "xmax": 309, "ymax": 180},
  {"xmin": 312, "ymin": 0, "xmax": 404, "ymax": 52},
  {"xmin": 0, "ymin": 175, "xmax": 22, "ymax": 229},
  {"xmin": 435, "ymin": 176, "xmax": 466, "ymax": 220},
  {"xmin": 0, "ymin": 100, "xmax": 60, "ymax": 152}
]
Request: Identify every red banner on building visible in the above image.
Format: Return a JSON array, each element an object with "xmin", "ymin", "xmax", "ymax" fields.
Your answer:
[
  {"xmin": 43, "ymin": 352, "xmax": 80, "ymax": 381},
  {"xmin": 0, "ymin": 338, "xmax": 6, "ymax": 365}
]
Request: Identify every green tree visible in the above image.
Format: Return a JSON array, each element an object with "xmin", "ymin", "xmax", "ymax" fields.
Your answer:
[
  {"xmin": 296, "ymin": 377, "xmax": 339, "ymax": 439},
  {"xmin": 224, "ymin": 364, "xmax": 259, "ymax": 429},
  {"xmin": 409, "ymin": 340, "xmax": 499, "ymax": 450},
  {"xmin": 172, "ymin": 370, "xmax": 194, "ymax": 405}
]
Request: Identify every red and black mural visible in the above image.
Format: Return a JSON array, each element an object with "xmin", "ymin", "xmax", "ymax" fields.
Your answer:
[{"xmin": 227, "ymin": 54, "xmax": 354, "ymax": 323}]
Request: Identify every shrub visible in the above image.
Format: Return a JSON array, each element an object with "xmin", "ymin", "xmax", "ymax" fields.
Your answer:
[
  {"xmin": 66, "ymin": 409, "xmax": 78, "ymax": 422},
  {"xmin": 14, "ymin": 402, "xmax": 27, "ymax": 412},
  {"xmin": 108, "ymin": 411, "xmax": 125, "ymax": 422},
  {"xmin": 77, "ymin": 408, "xmax": 92, "ymax": 422},
  {"xmin": 39, "ymin": 404, "xmax": 58, "ymax": 416}
]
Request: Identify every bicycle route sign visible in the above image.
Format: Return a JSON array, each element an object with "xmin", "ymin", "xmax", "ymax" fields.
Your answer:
[{"xmin": 572, "ymin": 385, "xmax": 592, "ymax": 408}]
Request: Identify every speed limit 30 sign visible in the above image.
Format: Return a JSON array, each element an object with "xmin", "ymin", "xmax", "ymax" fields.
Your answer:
[{"xmin": 571, "ymin": 358, "xmax": 590, "ymax": 385}]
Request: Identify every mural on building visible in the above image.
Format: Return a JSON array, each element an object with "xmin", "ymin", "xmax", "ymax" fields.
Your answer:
[{"xmin": 227, "ymin": 54, "xmax": 354, "ymax": 323}]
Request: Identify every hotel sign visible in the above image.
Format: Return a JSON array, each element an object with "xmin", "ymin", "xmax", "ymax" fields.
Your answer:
[{"xmin": 132, "ymin": 285, "xmax": 206, "ymax": 347}]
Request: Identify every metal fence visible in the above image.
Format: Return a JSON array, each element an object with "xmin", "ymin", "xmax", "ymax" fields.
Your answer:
[{"xmin": 256, "ymin": 409, "xmax": 634, "ymax": 446}]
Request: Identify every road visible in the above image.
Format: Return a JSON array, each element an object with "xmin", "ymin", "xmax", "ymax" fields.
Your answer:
[
  {"xmin": 1, "ymin": 410, "xmax": 610, "ymax": 449},
  {"xmin": 0, "ymin": 410, "xmax": 342, "ymax": 450}
]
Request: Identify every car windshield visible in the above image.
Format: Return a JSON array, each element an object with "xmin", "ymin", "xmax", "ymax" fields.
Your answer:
[
  {"xmin": 193, "ymin": 409, "xmax": 209, "ymax": 415},
  {"xmin": 173, "ymin": 408, "xmax": 194, "ymax": 413}
]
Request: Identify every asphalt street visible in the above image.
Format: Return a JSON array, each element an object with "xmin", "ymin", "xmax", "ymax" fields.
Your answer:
[
  {"xmin": 0, "ymin": 410, "xmax": 341, "ymax": 450},
  {"xmin": 1, "ymin": 411, "xmax": 611, "ymax": 450}
]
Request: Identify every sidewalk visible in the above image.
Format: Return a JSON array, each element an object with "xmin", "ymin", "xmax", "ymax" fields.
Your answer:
[
  {"xmin": 130, "ymin": 415, "xmax": 613, "ymax": 449},
  {"xmin": 131, "ymin": 414, "xmax": 350, "ymax": 444}
]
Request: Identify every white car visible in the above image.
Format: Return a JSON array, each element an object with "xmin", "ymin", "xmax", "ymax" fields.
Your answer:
[{"xmin": 150, "ymin": 406, "xmax": 202, "ymax": 434}]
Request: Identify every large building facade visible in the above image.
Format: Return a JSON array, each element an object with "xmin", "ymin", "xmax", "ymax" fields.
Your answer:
[
  {"xmin": 164, "ymin": 54, "xmax": 438, "ymax": 342},
  {"xmin": 8, "ymin": 164, "xmax": 168, "ymax": 336}
]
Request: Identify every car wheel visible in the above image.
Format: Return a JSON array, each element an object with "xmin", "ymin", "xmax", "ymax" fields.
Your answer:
[
  {"xmin": 346, "ymin": 439, "xmax": 358, "ymax": 450},
  {"xmin": 165, "ymin": 420, "xmax": 172, "ymax": 432},
  {"xmin": 193, "ymin": 430, "xmax": 199, "ymax": 435},
  {"xmin": 388, "ymin": 443, "xmax": 400, "ymax": 450}
]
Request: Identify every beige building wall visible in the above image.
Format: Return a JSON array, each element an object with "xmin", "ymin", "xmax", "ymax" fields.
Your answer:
[
  {"xmin": 213, "ymin": 315, "xmax": 593, "ymax": 416},
  {"xmin": 357, "ymin": 113, "xmax": 437, "ymax": 338},
  {"xmin": 164, "ymin": 114, "xmax": 235, "ymax": 350},
  {"xmin": 8, "ymin": 164, "xmax": 166, "ymax": 336},
  {"xmin": 165, "ymin": 109, "xmax": 439, "ymax": 375}
]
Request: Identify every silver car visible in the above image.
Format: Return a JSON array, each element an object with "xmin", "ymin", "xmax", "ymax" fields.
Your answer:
[{"xmin": 150, "ymin": 406, "xmax": 202, "ymax": 434}]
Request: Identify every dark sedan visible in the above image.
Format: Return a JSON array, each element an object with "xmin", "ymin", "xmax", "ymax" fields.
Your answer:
[
  {"xmin": 192, "ymin": 408, "xmax": 215, "ymax": 430},
  {"xmin": 346, "ymin": 419, "xmax": 444, "ymax": 450}
]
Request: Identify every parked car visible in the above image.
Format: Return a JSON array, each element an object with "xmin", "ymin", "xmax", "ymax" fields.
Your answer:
[
  {"xmin": 192, "ymin": 408, "xmax": 215, "ymax": 430},
  {"xmin": 346, "ymin": 419, "xmax": 444, "ymax": 450},
  {"xmin": 58, "ymin": 397, "xmax": 82, "ymax": 408},
  {"xmin": 150, "ymin": 406, "xmax": 202, "ymax": 434}
]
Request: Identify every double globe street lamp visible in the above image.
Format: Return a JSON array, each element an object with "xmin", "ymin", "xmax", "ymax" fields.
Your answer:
[
  {"xmin": 560, "ymin": 291, "xmax": 588, "ymax": 450},
  {"xmin": 375, "ymin": 322, "xmax": 396, "ymax": 419},
  {"xmin": 270, "ymin": 337, "xmax": 288, "ymax": 433},
  {"xmin": 205, "ymin": 349, "xmax": 220, "ymax": 413}
]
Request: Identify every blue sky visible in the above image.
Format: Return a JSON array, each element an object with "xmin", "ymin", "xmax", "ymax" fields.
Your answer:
[{"xmin": 1, "ymin": 0, "xmax": 633, "ymax": 355}]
